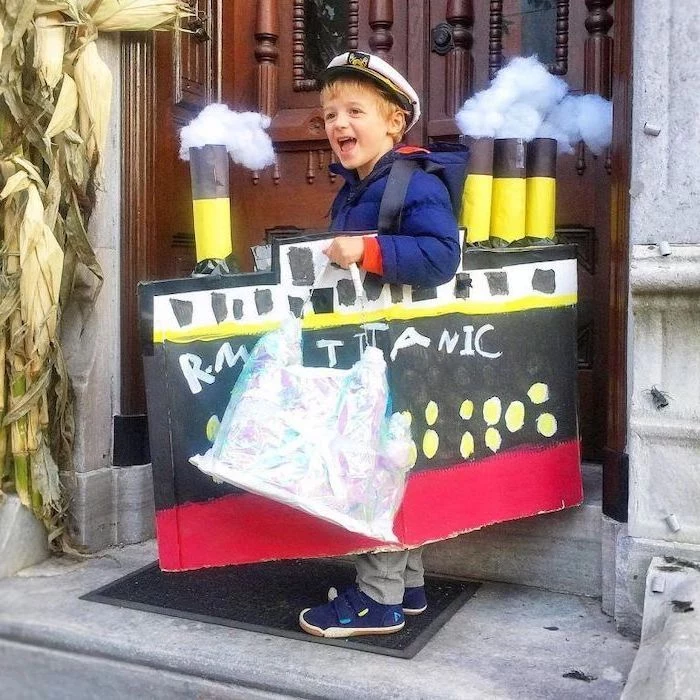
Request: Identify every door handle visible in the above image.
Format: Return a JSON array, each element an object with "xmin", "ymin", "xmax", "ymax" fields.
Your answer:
[
  {"xmin": 188, "ymin": 16, "xmax": 211, "ymax": 43},
  {"xmin": 431, "ymin": 22, "xmax": 454, "ymax": 55}
]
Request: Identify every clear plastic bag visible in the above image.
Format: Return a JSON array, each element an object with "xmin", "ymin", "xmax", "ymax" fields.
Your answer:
[{"xmin": 190, "ymin": 319, "xmax": 414, "ymax": 542}]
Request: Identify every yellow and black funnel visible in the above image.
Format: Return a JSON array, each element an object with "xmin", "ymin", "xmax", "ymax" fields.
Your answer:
[
  {"xmin": 461, "ymin": 138, "xmax": 493, "ymax": 244},
  {"xmin": 490, "ymin": 138, "xmax": 527, "ymax": 244},
  {"xmin": 189, "ymin": 144, "xmax": 233, "ymax": 265},
  {"xmin": 525, "ymin": 138, "xmax": 557, "ymax": 240}
]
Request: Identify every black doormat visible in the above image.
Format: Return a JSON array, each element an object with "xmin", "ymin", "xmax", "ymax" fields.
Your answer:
[{"xmin": 83, "ymin": 559, "xmax": 479, "ymax": 658}]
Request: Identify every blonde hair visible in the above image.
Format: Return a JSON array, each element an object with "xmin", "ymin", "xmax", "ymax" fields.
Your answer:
[{"xmin": 320, "ymin": 77, "xmax": 409, "ymax": 143}]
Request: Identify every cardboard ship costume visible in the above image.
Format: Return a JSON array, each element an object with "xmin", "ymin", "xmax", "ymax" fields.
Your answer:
[{"xmin": 138, "ymin": 56, "xmax": 592, "ymax": 572}]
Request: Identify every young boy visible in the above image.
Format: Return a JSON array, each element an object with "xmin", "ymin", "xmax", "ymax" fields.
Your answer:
[{"xmin": 298, "ymin": 51, "xmax": 461, "ymax": 638}]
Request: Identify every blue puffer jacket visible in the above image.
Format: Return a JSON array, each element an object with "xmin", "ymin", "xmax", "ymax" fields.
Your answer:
[{"xmin": 329, "ymin": 150, "xmax": 460, "ymax": 288}]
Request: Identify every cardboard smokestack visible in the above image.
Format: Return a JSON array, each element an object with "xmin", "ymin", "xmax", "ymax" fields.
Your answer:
[
  {"xmin": 189, "ymin": 144, "xmax": 233, "ymax": 263},
  {"xmin": 490, "ymin": 138, "xmax": 526, "ymax": 244},
  {"xmin": 525, "ymin": 138, "xmax": 557, "ymax": 240},
  {"xmin": 461, "ymin": 138, "xmax": 493, "ymax": 244}
]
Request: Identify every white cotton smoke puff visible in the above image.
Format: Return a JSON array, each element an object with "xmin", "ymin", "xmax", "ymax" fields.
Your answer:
[
  {"xmin": 455, "ymin": 56, "xmax": 612, "ymax": 153},
  {"xmin": 575, "ymin": 94, "xmax": 613, "ymax": 155},
  {"xmin": 496, "ymin": 103, "xmax": 543, "ymax": 140},
  {"xmin": 490, "ymin": 56, "xmax": 568, "ymax": 114},
  {"xmin": 456, "ymin": 56, "xmax": 568, "ymax": 139},
  {"xmin": 536, "ymin": 95, "xmax": 581, "ymax": 153},
  {"xmin": 179, "ymin": 103, "xmax": 276, "ymax": 171},
  {"xmin": 538, "ymin": 93, "xmax": 613, "ymax": 154}
]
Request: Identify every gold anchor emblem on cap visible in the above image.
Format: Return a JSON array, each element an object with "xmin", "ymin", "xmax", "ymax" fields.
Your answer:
[{"xmin": 347, "ymin": 51, "xmax": 370, "ymax": 68}]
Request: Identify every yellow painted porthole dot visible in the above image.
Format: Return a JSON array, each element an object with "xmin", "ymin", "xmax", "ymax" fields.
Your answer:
[
  {"xmin": 485, "ymin": 427, "xmax": 502, "ymax": 453},
  {"xmin": 460, "ymin": 431, "xmax": 475, "ymax": 459},
  {"xmin": 459, "ymin": 399, "xmax": 474, "ymax": 420},
  {"xmin": 483, "ymin": 397, "xmax": 502, "ymax": 426},
  {"xmin": 425, "ymin": 401, "xmax": 439, "ymax": 426},
  {"xmin": 401, "ymin": 410, "xmax": 413, "ymax": 427},
  {"xmin": 206, "ymin": 415, "xmax": 220, "ymax": 442},
  {"xmin": 537, "ymin": 413, "xmax": 557, "ymax": 437},
  {"xmin": 505, "ymin": 401, "xmax": 525, "ymax": 432},
  {"xmin": 528, "ymin": 382, "xmax": 549, "ymax": 404},
  {"xmin": 407, "ymin": 441, "xmax": 418, "ymax": 468},
  {"xmin": 423, "ymin": 429, "xmax": 439, "ymax": 459}
]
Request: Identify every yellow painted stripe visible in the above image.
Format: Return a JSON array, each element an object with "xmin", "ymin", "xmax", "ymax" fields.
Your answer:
[
  {"xmin": 490, "ymin": 177, "xmax": 526, "ymax": 243},
  {"xmin": 461, "ymin": 173, "xmax": 493, "ymax": 243},
  {"xmin": 156, "ymin": 319, "xmax": 279, "ymax": 344},
  {"xmin": 192, "ymin": 197, "xmax": 233, "ymax": 261},
  {"xmin": 525, "ymin": 177, "xmax": 556, "ymax": 239},
  {"xmin": 153, "ymin": 293, "xmax": 577, "ymax": 344}
]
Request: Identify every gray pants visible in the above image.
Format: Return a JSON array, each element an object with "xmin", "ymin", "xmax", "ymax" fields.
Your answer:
[{"xmin": 354, "ymin": 547, "xmax": 424, "ymax": 605}]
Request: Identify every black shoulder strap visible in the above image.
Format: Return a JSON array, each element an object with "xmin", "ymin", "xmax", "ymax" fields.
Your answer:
[{"xmin": 377, "ymin": 158, "xmax": 420, "ymax": 235}]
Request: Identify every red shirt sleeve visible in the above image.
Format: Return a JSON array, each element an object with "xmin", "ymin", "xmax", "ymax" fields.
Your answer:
[{"xmin": 361, "ymin": 236, "xmax": 383, "ymax": 276}]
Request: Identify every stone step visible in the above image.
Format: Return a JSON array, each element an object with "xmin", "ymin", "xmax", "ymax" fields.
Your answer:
[
  {"xmin": 423, "ymin": 463, "xmax": 602, "ymax": 597},
  {"xmin": 0, "ymin": 495, "xmax": 49, "ymax": 579},
  {"xmin": 0, "ymin": 540, "xmax": 638, "ymax": 700}
]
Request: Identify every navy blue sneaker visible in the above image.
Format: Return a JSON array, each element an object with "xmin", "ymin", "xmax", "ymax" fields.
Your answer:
[
  {"xmin": 402, "ymin": 586, "xmax": 427, "ymax": 615},
  {"xmin": 299, "ymin": 587, "xmax": 405, "ymax": 638}
]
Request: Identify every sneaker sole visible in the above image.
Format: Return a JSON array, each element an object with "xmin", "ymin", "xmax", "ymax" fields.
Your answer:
[
  {"xmin": 299, "ymin": 610, "xmax": 405, "ymax": 638},
  {"xmin": 330, "ymin": 587, "xmax": 427, "ymax": 617},
  {"xmin": 402, "ymin": 605, "xmax": 427, "ymax": 615}
]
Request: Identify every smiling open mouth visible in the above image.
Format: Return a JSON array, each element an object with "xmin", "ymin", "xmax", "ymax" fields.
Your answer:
[{"xmin": 338, "ymin": 137, "xmax": 356, "ymax": 154}]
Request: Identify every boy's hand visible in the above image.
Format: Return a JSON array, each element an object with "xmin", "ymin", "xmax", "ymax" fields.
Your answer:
[{"xmin": 323, "ymin": 236, "xmax": 364, "ymax": 269}]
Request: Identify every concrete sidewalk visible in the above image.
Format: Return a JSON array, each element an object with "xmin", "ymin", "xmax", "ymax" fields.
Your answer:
[{"xmin": 0, "ymin": 540, "xmax": 637, "ymax": 700}]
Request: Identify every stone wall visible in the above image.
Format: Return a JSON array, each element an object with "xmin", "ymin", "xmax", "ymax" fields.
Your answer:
[
  {"xmin": 611, "ymin": 0, "xmax": 700, "ymax": 636},
  {"xmin": 629, "ymin": 1, "xmax": 700, "ymax": 246},
  {"xmin": 60, "ymin": 34, "xmax": 155, "ymax": 551}
]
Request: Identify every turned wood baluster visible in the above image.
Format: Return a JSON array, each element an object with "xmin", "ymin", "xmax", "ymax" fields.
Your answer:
[
  {"xmin": 553, "ymin": 0, "xmax": 570, "ymax": 75},
  {"xmin": 580, "ymin": 0, "xmax": 614, "ymax": 175},
  {"xmin": 255, "ymin": 0, "xmax": 279, "ymax": 116},
  {"xmin": 255, "ymin": 0, "xmax": 279, "ymax": 183},
  {"xmin": 446, "ymin": 0, "xmax": 474, "ymax": 116},
  {"xmin": 488, "ymin": 0, "xmax": 503, "ymax": 80},
  {"xmin": 369, "ymin": 0, "xmax": 394, "ymax": 60},
  {"xmin": 292, "ymin": 0, "xmax": 305, "ymax": 89},
  {"xmin": 306, "ymin": 150, "xmax": 316, "ymax": 184},
  {"xmin": 348, "ymin": 1, "xmax": 359, "ymax": 50}
]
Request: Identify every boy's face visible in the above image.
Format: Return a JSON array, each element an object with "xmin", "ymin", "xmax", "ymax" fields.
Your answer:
[{"xmin": 322, "ymin": 84, "xmax": 401, "ymax": 180}]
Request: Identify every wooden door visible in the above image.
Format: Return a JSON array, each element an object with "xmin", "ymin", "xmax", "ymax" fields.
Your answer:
[{"xmin": 123, "ymin": 0, "xmax": 624, "ymax": 461}]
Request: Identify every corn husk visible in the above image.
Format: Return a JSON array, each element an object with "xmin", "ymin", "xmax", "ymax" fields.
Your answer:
[
  {"xmin": 34, "ymin": 2, "xmax": 83, "ymax": 17},
  {"xmin": 19, "ymin": 184, "xmax": 64, "ymax": 373},
  {"xmin": 0, "ymin": 17, "xmax": 5, "ymax": 65},
  {"xmin": 86, "ymin": 0, "xmax": 192, "ymax": 32},
  {"xmin": 0, "ymin": 170, "xmax": 31, "ymax": 199},
  {"xmin": 45, "ymin": 73, "xmax": 78, "ymax": 139},
  {"xmin": 31, "ymin": 438, "xmax": 61, "ymax": 513},
  {"xmin": 73, "ymin": 39, "xmax": 112, "ymax": 170},
  {"xmin": 8, "ymin": 156, "xmax": 46, "ymax": 190},
  {"xmin": 34, "ymin": 12, "xmax": 66, "ymax": 89}
]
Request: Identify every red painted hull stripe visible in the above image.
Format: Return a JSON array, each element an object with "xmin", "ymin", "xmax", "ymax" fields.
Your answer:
[{"xmin": 155, "ymin": 440, "xmax": 582, "ymax": 571}]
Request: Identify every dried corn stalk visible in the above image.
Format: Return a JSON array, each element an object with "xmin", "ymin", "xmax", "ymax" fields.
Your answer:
[{"xmin": 0, "ymin": 0, "xmax": 186, "ymax": 544}]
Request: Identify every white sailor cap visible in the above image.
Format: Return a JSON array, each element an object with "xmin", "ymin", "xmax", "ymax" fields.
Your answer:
[{"xmin": 319, "ymin": 51, "xmax": 421, "ymax": 133}]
